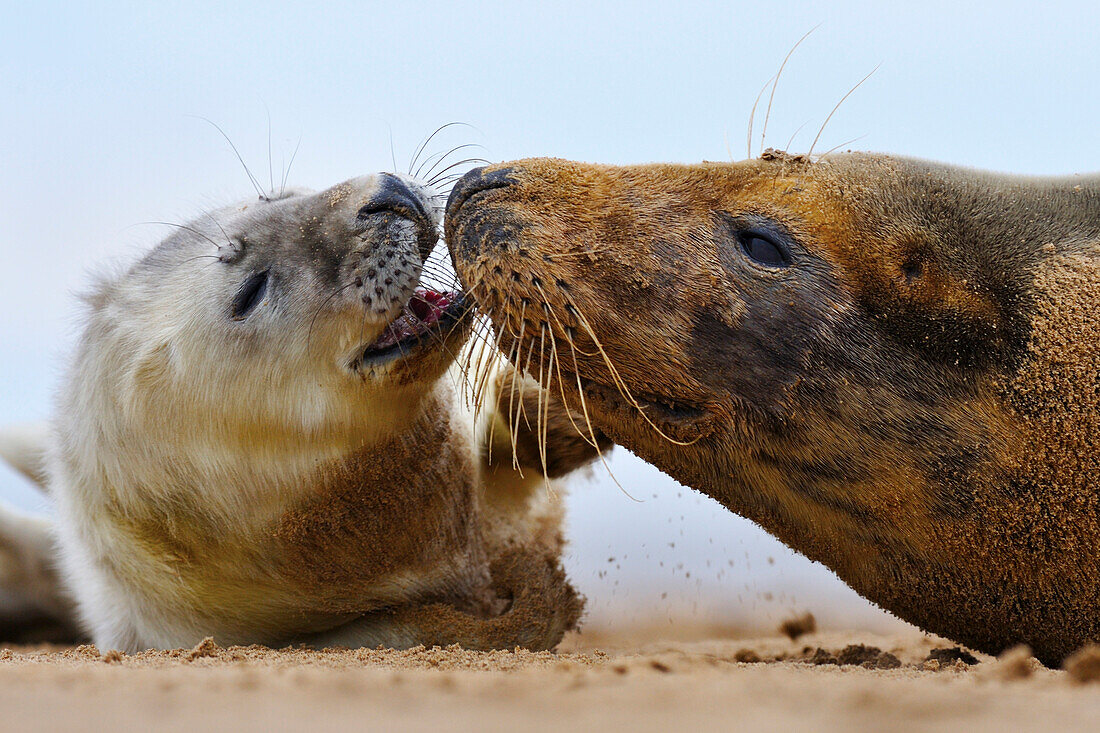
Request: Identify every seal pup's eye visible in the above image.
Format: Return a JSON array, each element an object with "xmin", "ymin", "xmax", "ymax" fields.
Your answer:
[
  {"xmin": 231, "ymin": 270, "xmax": 269, "ymax": 320},
  {"xmin": 739, "ymin": 231, "xmax": 790, "ymax": 268}
]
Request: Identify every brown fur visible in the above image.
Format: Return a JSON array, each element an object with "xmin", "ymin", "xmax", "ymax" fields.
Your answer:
[
  {"xmin": 100, "ymin": 387, "xmax": 597, "ymax": 649},
  {"xmin": 445, "ymin": 154, "xmax": 1100, "ymax": 665},
  {"xmin": 497, "ymin": 372, "xmax": 614, "ymax": 480},
  {"xmin": 362, "ymin": 547, "xmax": 584, "ymax": 651},
  {"xmin": 46, "ymin": 171, "xmax": 612, "ymax": 653}
]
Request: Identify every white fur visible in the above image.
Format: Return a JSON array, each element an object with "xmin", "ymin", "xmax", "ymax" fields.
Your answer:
[
  {"xmin": 14, "ymin": 173, "xmax": 570, "ymax": 651},
  {"xmin": 0, "ymin": 422, "xmax": 50, "ymax": 490}
]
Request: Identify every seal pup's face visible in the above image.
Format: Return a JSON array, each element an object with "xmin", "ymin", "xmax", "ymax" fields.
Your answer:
[
  {"xmin": 86, "ymin": 172, "xmax": 470, "ymax": 455},
  {"xmin": 446, "ymin": 154, "xmax": 1100, "ymax": 663}
]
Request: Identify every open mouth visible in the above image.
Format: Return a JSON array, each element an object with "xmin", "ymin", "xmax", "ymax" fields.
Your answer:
[{"xmin": 359, "ymin": 288, "xmax": 465, "ymax": 364}]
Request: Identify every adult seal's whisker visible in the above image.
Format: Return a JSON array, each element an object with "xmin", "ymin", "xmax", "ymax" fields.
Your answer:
[{"xmin": 446, "ymin": 152, "xmax": 1100, "ymax": 666}]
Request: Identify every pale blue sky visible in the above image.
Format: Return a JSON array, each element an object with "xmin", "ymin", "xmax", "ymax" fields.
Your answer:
[{"xmin": 2, "ymin": 0, "xmax": 1097, "ymax": 631}]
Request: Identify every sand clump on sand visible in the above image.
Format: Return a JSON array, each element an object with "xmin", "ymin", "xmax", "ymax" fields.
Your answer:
[
  {"xmin": 801, "ymin": 644, "xmax": 901, "ymax": 670},
  {"xmin": 778, "ymin": 611, "xmax": 817, "ymax": 640},
  {"xmin": 989, "ymin": 644, "xmax": 1036, "ymax": 681},
  {"xmin": 1063, "ymin": 643, "xmax": 1100, "ymax": 684},
  {"xmin": 2, "ymin": 628, "xmax": 1100, "ymax": 731}
]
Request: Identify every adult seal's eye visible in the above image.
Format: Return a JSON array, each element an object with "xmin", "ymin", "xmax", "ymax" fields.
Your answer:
[
  {"xmin": 231, "ymin": 270, "xmax": 270, "ymax": 319},
  {"xmin": 740, "ymin": 232, "xmax": 790, "ymax": 268},
  {"xmin": 715, "ymin": 213, "xmax": 796, "ymax": 272}
]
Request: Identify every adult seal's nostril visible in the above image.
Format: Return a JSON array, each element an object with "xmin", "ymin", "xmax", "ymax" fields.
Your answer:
[
  {"xmin": 360, "ymin": 173, "xmax": 438, "ymax": 261},
  {"xmin": 444, "ymin": 167, "xmax": 518, "ymax": 265},
  {"xmin": 445, "ymin": 166, "xmax": 516, "ymax": 228}
]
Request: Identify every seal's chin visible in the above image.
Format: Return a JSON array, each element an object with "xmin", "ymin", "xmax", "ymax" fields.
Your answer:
[
  {"xmin": 356, "ymin": 288, "xmax": 465, "ymax": 367},
  {"xmin": 550, "ymin": 366, "xmax": 713, "ymax": 443}
]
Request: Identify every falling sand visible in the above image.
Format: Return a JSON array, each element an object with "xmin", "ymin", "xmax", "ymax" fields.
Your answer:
[{"xmin": 3, "ymin": 626, "xmax": 1099, "ymax": 732}]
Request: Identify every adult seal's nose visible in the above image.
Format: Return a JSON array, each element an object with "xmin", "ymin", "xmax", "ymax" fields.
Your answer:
[
  {"xmin": 445, "ymin": 166, "xmax": 516, "ymax": 230},
  {"xmin": 358, "ymin": 173, "xmax": 437, "ymax": 261}
]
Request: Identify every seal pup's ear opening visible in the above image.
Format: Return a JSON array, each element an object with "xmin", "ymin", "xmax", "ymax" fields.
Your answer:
[{"xmin": 0, "ymin": 422, "xmax": 50, "ymax": 493}]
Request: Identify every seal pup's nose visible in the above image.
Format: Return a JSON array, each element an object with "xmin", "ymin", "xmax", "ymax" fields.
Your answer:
[{"xmin": 358, "ymin": 173, "xmax": 437, "ymax": 261}]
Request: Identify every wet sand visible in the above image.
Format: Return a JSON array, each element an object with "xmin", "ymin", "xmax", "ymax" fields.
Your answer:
[{"xmin": 3, "ymin": 627, "xmax": 1098, "ymax": 732}]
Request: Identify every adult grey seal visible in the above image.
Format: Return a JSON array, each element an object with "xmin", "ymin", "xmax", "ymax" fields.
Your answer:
[{"xmin": 445, "ymin": 152, "xmax": 1100, "ymax": 666}]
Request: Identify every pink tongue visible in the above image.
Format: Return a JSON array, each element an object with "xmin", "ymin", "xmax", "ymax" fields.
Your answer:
[
  {"xmin": 409, "ymin": 289, "xmax": 449, "ymax": 324},
  {"xmin": 368, "ymin": 289, "xmax": 452, "ymax": 351}
]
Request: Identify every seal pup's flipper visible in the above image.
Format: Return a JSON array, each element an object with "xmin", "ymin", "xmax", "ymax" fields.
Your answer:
[
  {"xmin": 485, "ymin": 365, "xmax": 614, "ymax": 478},
  {"xmin": 0, "ymin": 422, "xmax": 50, "ymax": 492},
  {"xmin": 0, "ymin": 503, "xmax": 81, "ymax": 643},
  {"xmin": 302, "ymin": 547, "xmax": 583, "ymax": 651}
]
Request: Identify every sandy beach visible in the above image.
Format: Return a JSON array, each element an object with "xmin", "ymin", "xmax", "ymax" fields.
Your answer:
[{"xmin": 3, "ymin": 625, "xmax": 1098, "ymax": 732}]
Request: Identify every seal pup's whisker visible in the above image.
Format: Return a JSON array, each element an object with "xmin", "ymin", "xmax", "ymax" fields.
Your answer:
[
  {"xmin": 414, "ymin": 147, "xmax": 459, "ymax": 182},
  {"xmin": 427, "ymin": 159, "xmax": 493, "ymax": 187},
  {"xmin": 265, "ymin": 105, "xmax": 274, "ymax": 196},
  {"xmin": 138, "ymin": 221, "xmax": 227, "ymax": 252},
  {"xmin": 423, "ymin": 144, "xmax": 488, "ymax": 182},
  {"xmin": 407, "ymin": 122, "xmax": 475, "ymax": 176},
  {"xmin": 279, "ymin": 136, "xmax": 302, "ymax": 198},
  {"xmin": 462, "ymin": 318, "xmax": 493, "ymax": 409},
  {"xmin": 428, "ymin": 175, "xmax": 469, "ymax": 192},
  {"xmin": 388, "ymin": 125, "xmax": 398, "ymax": 175},
  {"xmin": 449, "ymin": 277, "xmax": 492, "ymax": 404},
  {"xmin": 483, "ymin": 336, "xmax": 523, "ymax": 468},
  {"xmin": 460, "ymin": 323, "xmax": 497, "ymax": 409},
  {"xmin": 417, "ymin": 143, "xmax": 488, "ymax": 182},
  {"xmin": 190, "ymin": 116, "xmax": 267, "ymax": 201},
  {"xmin": 202, "ymin": 211, "xmax": 234, "ymax": 249},
  {"xmin": 472, "ymin": 322, "xmax": 504, "ymax": 418},
  {"xmin": 175, "ymin": 254, "xmax": 224, "ymax": 267}
]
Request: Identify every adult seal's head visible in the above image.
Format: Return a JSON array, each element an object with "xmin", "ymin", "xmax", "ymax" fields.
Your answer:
[{"xmin": 446, "ymin": 153, "xmax": 1100, "ymax": 665}]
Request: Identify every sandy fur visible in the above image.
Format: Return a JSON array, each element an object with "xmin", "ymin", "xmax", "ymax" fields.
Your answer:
[
  {"xmin": 6, "ymin": 172, "xmax": 600, "ymax": 653},
  {"xmin": 446, "ymin": 153, "xmax": 1100, "ymax": 664}
]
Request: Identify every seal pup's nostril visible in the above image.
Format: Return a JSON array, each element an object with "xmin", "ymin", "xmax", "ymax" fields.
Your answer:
[
  {"xmin": 358, "ymin": 173, "xmax": 437, "ymax": 261},
  {"xmin": 357, "ymin": 173, "xmax": 431, "ymax": 225}
]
